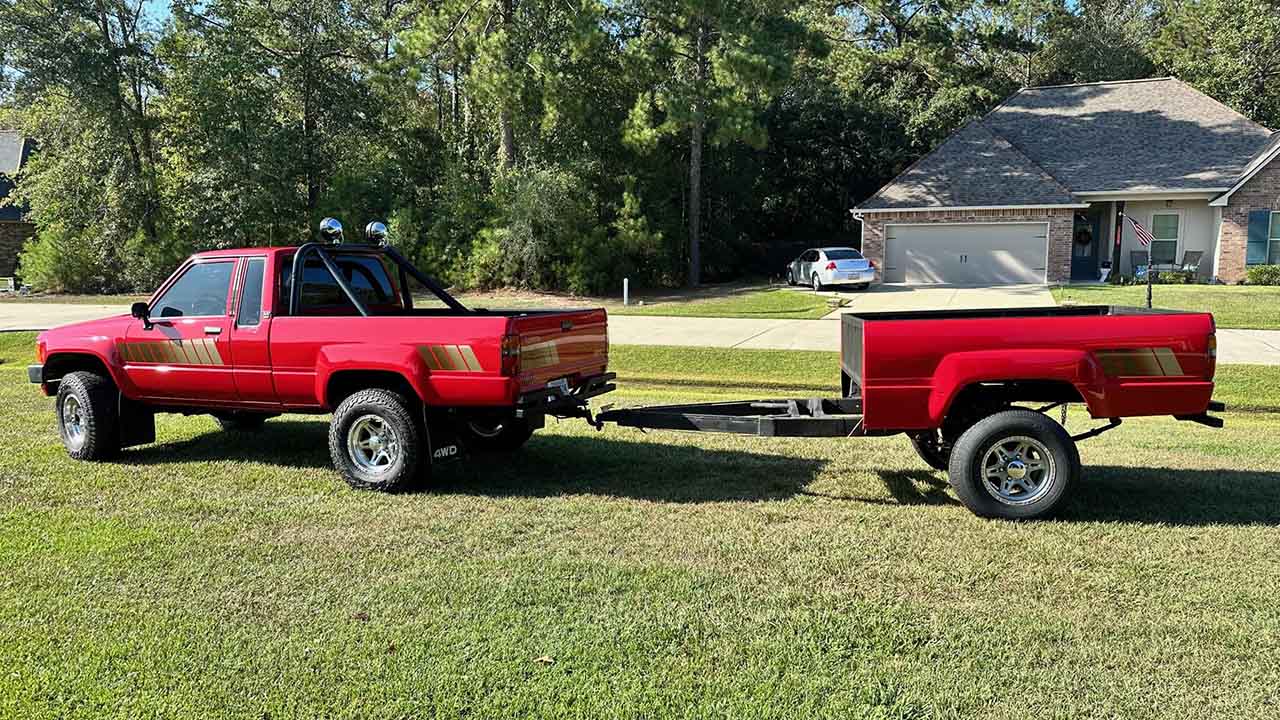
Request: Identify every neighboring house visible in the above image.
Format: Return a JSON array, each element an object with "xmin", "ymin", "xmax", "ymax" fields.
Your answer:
[
  {"xmin": 854, "ymin": 78, "xmax": 1280, "ymax": 285},
  {"xmin": 0, "ymin": 131, "xmax": 35, "ymax": 281}
]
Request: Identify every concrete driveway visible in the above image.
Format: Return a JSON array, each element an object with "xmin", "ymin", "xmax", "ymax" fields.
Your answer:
[
  {"xmin": 0, "ymin": 302, "xmax": 128, "ymax": 332},
  {"xmin": 818, "ymin": 283, "xmax": 1055, "ymax": 318}
]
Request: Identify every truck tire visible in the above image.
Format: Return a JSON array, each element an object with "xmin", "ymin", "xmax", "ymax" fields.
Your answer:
[
  {"xmin": 328, "ymin": 388, "xmax": 422, "ymax": 492},
  {"xmin": 947, "ymin": 409, "xmax": 1079, "ymax": 520},
  {"xmin": 462, "ymin": 416, "xmax": 534, "ymax": 452},
  {"xmin": 55, "ymin": 370, "xmax": 120, "ymax": 461},
  {"xmin": 212, "ymin": 411, "xmax": 275, "ymax": 431},
  {"xmin": 908, "ymin": 431, "xmax": 950, "ymax": 471}
]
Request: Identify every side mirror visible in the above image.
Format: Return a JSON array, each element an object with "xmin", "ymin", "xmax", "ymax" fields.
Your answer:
[{"xmin": 131, "ymin": 301, "xmax": 152, "ymax": 329}]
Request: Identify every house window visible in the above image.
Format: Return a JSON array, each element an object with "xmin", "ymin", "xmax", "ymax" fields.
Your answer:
[
  {"xmin": 1272, "ymin": 212, "xmax": 1280, "ymax": 264},
  {"xmin": 1149, "ymin": 213, "xmax": 1180, "ymax": 265}
]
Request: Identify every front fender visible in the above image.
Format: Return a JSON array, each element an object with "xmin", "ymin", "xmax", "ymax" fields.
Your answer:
[
  {"xmin": 928, "ymin": 349, "xmax": 1107, "ymax": 425},
  {"xmin": 313, "ymin": 344, "xmax": 434, "ymax": 406}
]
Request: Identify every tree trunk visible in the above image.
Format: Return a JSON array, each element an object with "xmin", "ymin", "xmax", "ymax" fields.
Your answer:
[
  {"xmin": 497, "ymin": 0, "xmax": 516, "ymax": 170},
  {"xmin": 687, "ymin": 24, "xmax": 708, "ymax": 287}
]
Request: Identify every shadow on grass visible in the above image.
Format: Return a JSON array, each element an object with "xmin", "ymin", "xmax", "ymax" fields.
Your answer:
[
  {"xmin": 122, "ymin": 417, "xmax": 823, "ymax": 503},
  {"xmin": 1066, "ymin": 465, "xmax": 1280, "ymax": 525}
]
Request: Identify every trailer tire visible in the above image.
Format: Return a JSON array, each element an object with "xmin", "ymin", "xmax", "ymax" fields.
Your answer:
[
  {"xmin": 462, "ymin": 416, "xmax": 534, "ymax": 452},
  {"xmin": 908, "ymin": 431, "xmax": 950, "ymax": 471},
  {"xmin": 56, "ymin": 370, "xmax": 120, "ymax": 461},
  {"xmin": 947, "ymin": 409, "xmax": 1078, "ymax": 520},
  {"xmin": 329, "ymin": 388, "xmax": 422, "ymax": 492}
]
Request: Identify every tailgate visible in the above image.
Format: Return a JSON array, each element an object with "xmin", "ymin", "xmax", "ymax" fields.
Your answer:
[{"xmin": 511, "ymin": 309, "xmax": 609, "ymax": 391}]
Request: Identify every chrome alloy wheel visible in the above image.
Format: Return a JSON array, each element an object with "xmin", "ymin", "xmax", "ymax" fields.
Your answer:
[
  {"xmin": 980, "ymin": 435, "xmax": 1056, "ymax": 506},
  {"xmin": 346, "ymin": 414, "xmax": 401, "ymax": 474},
  {"xmin": 61, "ymin": 394, "xmax": 86, "ymax": 449}
]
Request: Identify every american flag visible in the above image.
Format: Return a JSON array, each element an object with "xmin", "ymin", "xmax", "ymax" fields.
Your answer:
[{"xmin": 1125, "ymin": 214, "xmax": 1154, "ymax": 247}]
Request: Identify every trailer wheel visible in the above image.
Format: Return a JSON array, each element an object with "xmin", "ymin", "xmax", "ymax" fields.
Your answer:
[
  {"xmin": 56, "ymin": 371, "xmax": 120, "ymax": 461},
  {"xmin": 462, "ymin": 416, "xmax": 534, "ymax": 452},
  {"xmin": 947, "ymin": 409, "xmax": 1079, "ymax": 520},
  {"xmin": 329, "ymin": 388, "xmax": 422, "ymax": 492},
  {"xmin": 908, "ymin": 431, "xmax": 949, "ymax": 471}
]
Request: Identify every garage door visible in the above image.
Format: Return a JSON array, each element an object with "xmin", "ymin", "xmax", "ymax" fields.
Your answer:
[{"xmin": 884, "ymin": 223, "xmax": 1048, "ymax": 285}]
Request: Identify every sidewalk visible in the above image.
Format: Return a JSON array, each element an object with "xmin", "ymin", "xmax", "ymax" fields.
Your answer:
[{"xmin": 4, "ymin": 302, "xmax": 1277, "ymax": 365}]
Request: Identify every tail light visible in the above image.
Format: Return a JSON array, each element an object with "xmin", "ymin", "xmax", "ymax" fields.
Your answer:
[
  {"xmin": 1205, "ymin": 332, "xmax": 1216, "ymax": 379},
  {"xmin": 825, "ymin": 261, "xmax": 837, "ymax": 270},
  {"xmin": 868, "ymin": 260, "xmax": 876, "ymax": 269},
  {"xmin": 500, "ymin": 332, "xmax": 520, "ymax": 376}
]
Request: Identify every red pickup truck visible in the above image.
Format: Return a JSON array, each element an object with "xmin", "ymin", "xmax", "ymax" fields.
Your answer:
[
  {"xmin": 28, "ymin": 220, "xmax": 613, "ymax": 491},
  {"xmin": 599, "ymin": 306, "xmax": 1223, "ymax": 520}
]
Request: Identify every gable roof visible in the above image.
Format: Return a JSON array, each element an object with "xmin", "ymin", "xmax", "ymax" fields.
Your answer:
[
  {"xmin": 0, "ymin": 131, "xmax": 32, "ymax": 223},
  {"xmin": 859, "ymin": 78, "xmax": 1276, "ymax": 210},
  {"xmin": 1210, "ymin": 130, "xmax": 1280, "ymax": 206},
  {"xmin": 859, "ymin": 120, "xmax": 1077, "ymax": 209}
]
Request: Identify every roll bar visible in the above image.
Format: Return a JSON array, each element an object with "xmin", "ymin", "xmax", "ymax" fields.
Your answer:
[{"xmin": 287, "ymin": 242, "xmax": 468, "ymax": 317}]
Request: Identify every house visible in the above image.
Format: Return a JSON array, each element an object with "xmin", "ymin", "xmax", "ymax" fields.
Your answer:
[
  {"xmin": 853, "ymin": 78, "xmax": 1280, "ymax": 285},
  {"xmin": 0, "ymin": 131, "xmax": 35, "ymax": 281}
]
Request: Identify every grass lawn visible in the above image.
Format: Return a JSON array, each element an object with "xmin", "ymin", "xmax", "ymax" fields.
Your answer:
[
  {"xmin": 4, "ymin": 332, "xmax": 1280, "ymax": 717},
  {"xmin": 1053, "ymin": 284, "xmax": 1280, "ymax": 330},
  {"xmin": 458, "ymin": 282, "xmax": 834, "ymax": 320}
]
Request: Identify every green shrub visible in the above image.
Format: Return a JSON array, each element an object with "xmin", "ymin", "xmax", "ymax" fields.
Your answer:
[
  {"xmin": 17, "ymin": 223, "xmax": 123, "ymax": 293},
  {"xmin": 1246, "ymin": 265, "xmax": 1280, "ymax": 286}
]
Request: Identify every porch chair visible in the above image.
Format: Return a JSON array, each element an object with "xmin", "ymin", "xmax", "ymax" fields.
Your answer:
[
  {"xmin": 0, "ymin": 277, "xmax": 15, "ymax": 293},
  {"xmin": 1176, "ymin": 250, "xmax": 1204, "ymax": 280}
]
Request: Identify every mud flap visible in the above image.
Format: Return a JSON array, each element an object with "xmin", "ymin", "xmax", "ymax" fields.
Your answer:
[
  {"xmin": 423, "ymin": 410, "xmax": 467, "ymax": 468},
  {"xmin": 117, "ymin": 392, "xmax": 156, "ymax": 449}
]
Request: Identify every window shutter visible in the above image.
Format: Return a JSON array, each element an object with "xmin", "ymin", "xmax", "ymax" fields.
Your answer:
[{"xmin": 1247, "ymin": 210, "xmax": 1271, "ymax": 265}]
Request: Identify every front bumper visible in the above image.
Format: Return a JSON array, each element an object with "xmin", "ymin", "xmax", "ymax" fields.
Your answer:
[
  {"xmin": 515, "ymin": 372, "xmax": 616, "ymax": 418},
  {"xmin": 27, "ymin": 364, "xmax": 43, "ymax": 384}
]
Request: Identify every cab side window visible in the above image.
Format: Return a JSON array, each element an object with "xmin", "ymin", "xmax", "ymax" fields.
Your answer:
[
  {"xmin": 151, "ymin": 261, "xmax": 235, "ymax": 318},
  {"xmin": 237, "ymin": 258, "xmax": 267, "ymax": 327}
]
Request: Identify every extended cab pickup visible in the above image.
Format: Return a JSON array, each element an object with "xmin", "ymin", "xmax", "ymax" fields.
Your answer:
[{"xmin": 29, "ymin": 226, "xmax": 613, "ymax": 491}]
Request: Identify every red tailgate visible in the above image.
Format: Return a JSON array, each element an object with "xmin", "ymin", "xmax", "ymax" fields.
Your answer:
[{"xmin": 510, "ymin": 309, "xmax": 608, "ymax": 392}]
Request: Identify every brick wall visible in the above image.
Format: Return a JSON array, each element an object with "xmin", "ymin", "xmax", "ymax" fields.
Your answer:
[
  {"xmin": 0, "ymin": 221, "xmax": 35, "ymax": 279},
  {"xmin": 858, "ymin": 207, "xmax": 1075, "ymax": 284},
  {"xmin": 1220, "ymin": 159, "xmax": 1280, "ymax": 283}
]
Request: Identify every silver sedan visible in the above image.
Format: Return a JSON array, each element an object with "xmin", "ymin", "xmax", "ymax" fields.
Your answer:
[{"xmin": 786, "ymin": 247, "xmax": 876, "ymax": 291}]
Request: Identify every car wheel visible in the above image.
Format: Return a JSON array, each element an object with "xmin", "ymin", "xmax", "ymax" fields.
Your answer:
[
  {"xmin": 947, "ymin": 409, "xmax": 1079, "ymax": 520},
  {"xmin": 329, "ymin": 388, "xmax": 422, "ymax": 492},
  {"xmin": 56, "ymin": 371, "xmax": 120, "ymax": 461},
  {"xmin": 462, "ymin": 415, "xmax": 535, "ymax": 452},
  {"xmin": 908, "ymin": 431, "xmax": 949, "ymax": 471},
  {"xmin": 812, "ymin": 274, "xmax": 823, "ymax": 292},
  {"xmin": 786, "ymin": 269, "xmax": 795, "ymax": 286},
  {"xmin": 212, "ymin": 411, "xmax": 275, "ymax": 431}
]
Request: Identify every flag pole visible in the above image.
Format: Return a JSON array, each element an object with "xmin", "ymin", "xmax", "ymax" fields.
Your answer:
[{"xmin": 1146, "ymin": 226, "xmax": 1153, "ymax": 309}]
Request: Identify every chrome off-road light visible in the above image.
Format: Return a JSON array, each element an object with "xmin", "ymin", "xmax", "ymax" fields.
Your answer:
[{"xmin": 318, "ymin": 217, "xmax": 344, "ymax": 244}]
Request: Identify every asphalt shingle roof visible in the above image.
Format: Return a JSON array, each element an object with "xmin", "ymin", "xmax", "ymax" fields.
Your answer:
[
  {"xmin": 860, "ymin": 78, "xmax": 1276, "ymax": 210},
  {"xmin": 0, "ymin": 131, "xmax": 31, "ymax": 223},
  {"xmin": 860, "ymin": 121, "xmax": 1075, "ymax": 209}
]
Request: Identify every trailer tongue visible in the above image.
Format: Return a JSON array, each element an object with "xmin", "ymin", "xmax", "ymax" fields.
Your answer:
[{"xmin": 598, "ymin": 397, "xmax": 864, "ymax": 437}]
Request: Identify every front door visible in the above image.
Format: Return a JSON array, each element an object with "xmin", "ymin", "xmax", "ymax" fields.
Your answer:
[
  {"xmin": 123, "ymin": 258, "xmax": 240, "ymax": 404},
  {"xmin": 1071, "ymin": 214, "xmax": 1101, "ymax": 281}
]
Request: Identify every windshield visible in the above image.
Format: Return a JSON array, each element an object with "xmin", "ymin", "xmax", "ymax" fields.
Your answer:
[{"xmin": 824, "ymin": 249, "xmax": 863, "ymax": 260}]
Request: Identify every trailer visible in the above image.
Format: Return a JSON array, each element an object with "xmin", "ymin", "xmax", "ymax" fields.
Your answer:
[{"xmin": 598, "ymin": 307, "xmax": 1224, "ymax": 520}]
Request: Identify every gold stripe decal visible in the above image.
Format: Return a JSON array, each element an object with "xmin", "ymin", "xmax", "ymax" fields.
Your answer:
[
  {"xmin": 417, "ymin": 344, "xmax": 484, "ymax": 372},
  {"xmin": 117, "ymin": 339, "xmax": 226, "ymax": 366},
  {"xmin": 1097, "ymin": 348, "xmax": 1187, "ymax": 377}
]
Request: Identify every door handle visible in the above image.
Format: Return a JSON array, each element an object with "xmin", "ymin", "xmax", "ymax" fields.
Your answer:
[{"xmin": 203, "ymin": 326, "xmax": 222, "ymax": 335}]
